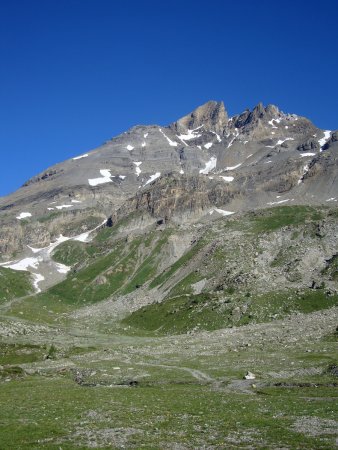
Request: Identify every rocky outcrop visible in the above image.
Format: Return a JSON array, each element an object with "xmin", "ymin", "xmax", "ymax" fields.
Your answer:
[
  {"xmin": 170, "ymin": 101, "xmax": 228, "ymax": 134},
  {"xmin": 112, "ymin": 173, "xmax": 238, "ymax": 224}
]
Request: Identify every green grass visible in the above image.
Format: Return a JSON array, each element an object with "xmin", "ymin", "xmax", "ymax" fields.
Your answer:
[
  {"xmin": 250, "ymin": 205, "xmax": 324, "ymax": 233},
  {"xmin": 0, "ymin": 370, "xmax": 336, "ymax": 449},
  {"xmin": 0, "ymin": 267, "xmax": 33, "ymax": 302},
  {"xmin": 122, "ymin": 293, "xmax": 234, "ymax": 335},
  {"xmin": 149, "ymin": 238, "xmax": 207, "ymax": 289},
  {"xmin": 0, "ymin": 342, "xmax": 45, "ymax": 365},
  {"xmin": 121, "ymin": 229, "xmax": 173, "ymax": 294},
  {"xmin": 322, "ymin": 254, "xmax": 338, "ymax": 281},
  {"xmin": 123, "ymin": 289, "xmax": 338, "ymax": 336},
  {"xmin": 52, "ymin": 240, "xmax": 98, "ymax": 266}
]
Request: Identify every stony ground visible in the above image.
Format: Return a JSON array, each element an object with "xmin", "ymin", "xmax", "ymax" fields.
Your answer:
[{"xmin": 0, "ymin": 302, "xmax": 337, "ymax": 449}]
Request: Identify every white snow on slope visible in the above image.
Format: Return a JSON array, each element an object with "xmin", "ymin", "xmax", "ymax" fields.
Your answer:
[
  {"xmin": 119, "ymin": 175, "xmax": 126, "ymax": 180},
  {"xmin": 267, "ymin": 199, "xmax": 291, "ymax": 205},
  {"xmin": 298, "ymin": 164, "xmax": 310, "ymax": 185},
  {"xmin": 300, "ymin": 152, "xmax": 316, "ymax": 157},
  {"xmin": 210, "ymin": 208, "xmax": 235, "ymax": 216},
  {"xmin": 227, "ymin": 129, "xmax": 239, "ymax": 148},
  {"xmin": 159, "ymin": 128, "xmax": 178, "ymax": 147},
  {"xmin": 72, "ymin": 154, "xmax": 89, "ymax": 160},
  {"xmin": 56, "ymin": 205, "xmax": 72, "ymax": 210},
  {"xmin": 199, "ymin": 157, "xmax": 217, "ymax": 174},
  {"xmin": 266, "ymin": 138, "xmax": 294, "ymax": 148},
  {"xmin": 144, "ymin": 133, "xmax": 148, "ymax": 138},
  {"xmin": 2, "ymin": 256, "xmax": 42, "ymax": 271},
  {"xmin": 318, "ymin": 130, "xmax": 331, "ymax": 149},
  {"xmin": 88, "ymin": 169, "xmax": 114, "ymax": 186},
  {"xmin": 211, "ymin": 131, "xmax": 222, "ymax": 142},
  {"xmin": 145, "ymin": 172, "xmax": 161, "ymax": 185},
  {"xmin": 180, "ymin": 169, "xmax": 184, "ymax": 174},
  {"xmin": 1, "ymin": 220, "xmax": 107, "ymax": 292},
  {"xmin": 204, "ymin": 142, "xmax": 213, "ymax": 149},
  {"xmin": 16, "ymin": 212, "xmax": 32, "ymax": 220},
  {"xmin": 32, "ymin": 273, "xmax": 45, "ymax": 293},
  {"xmin": 55, "ymin": 263, "xmax": 71, "ymax": 274},
  {"xmin": 268, "ymin": 118, "xmax": 281, "ymax": 128},
  {"xmin": 133, "ymin": 161, "xmax": 142, "ymax": 177},
  {"xmin": 126, "ymin": 145, "xmax": 134, "ymax": 151},
  {"xmin": 220, "ymin": 176, "xmax": 234, "ymax": 182},
  {"xmin": 177, "ymin": 128, "xmax": 202, "ymax": 141},
  {"xmin": 224, "ymin": 163, "xmax": 242, "ymax": 171},
  {"xmin": 141, "ymin": 142, "xmax": 146, "ymax": 147},
  {"xmin": 326, "ymin": 197, "xmax": 337, "ymax": 202},
  {"xmin": 71, "ymin": 199, "xmax": 81, "ymax": 203}
]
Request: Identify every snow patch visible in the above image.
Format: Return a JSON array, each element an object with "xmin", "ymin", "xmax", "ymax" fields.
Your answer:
[
  {"xmin": 72, "ymin": 153, "xmax": 89, "ymax": 161},
  {"xmin": 267, "ymin": 199, "xmax": 290, "ymax": 205},
  {"xmin": 55, "ymin": 263, "xmax": 71, "ymax": 274},
  {"xmin": 141, "ymin": 142, "xmax": 146, "ymax": 147},
  {"xmin": 298, "ymin": 164, "xmax": 310, "ymax": 185},
  {"xmin": 145, "ymin": 172, "xmax": 161, "ymax": 185},
  {"xmin": 159, "ymin": 128, "xmax": 178, "ymax": 147},
  {"xmin": 219, "ymin": 176, "xmax": 234, "ymax": 182},
  {"xmin": 227, "ymin": 129, "xmax": 239, "ymax": 148},
  {"xmin": 177, "ymin": 129, "xmax": 202, "ymax": 141},
  {"xmin": 133, "ymin": 161, "xmax": 142, "ymax": 177},
  {"xmin": 16, "ymin": 212, "xmax": 32, "ymax": 220},
  {"xmin": 180, "ymin": 169, "xmax": 184, "ymax": 174},
  {"xmin": 119, "ymin": 175, "xmax": 126, "ymax": 180},
  {"xmin": 204, "ymin": 142, "xmax": 213, "ymax": 149},
  {"xmin": 199, "ymin": 157, "xmax": 217, "ymax": 175},
  {"xmin": 2, "ymin": 256, "xmax": 42, "ymax": 271},
  {"xmin": 32, "ymin": 273, "xmax": 45, "ymax": 293},
  {"xmin": 88, "ymin": 169, "xmax": 114, "ymax": 186},
  {"xmin": 224, "ymin": 163, "xmax": 242, "ymax": 171},
  {"xmin": 71, "ymin": 199, "xmax": 81, "ymax": 203},
  {"xmin": 268, "ymin": 118, "xmax": 281, "ymax": 129},
  {"xmin": 318, "ymin": 130, "xmax": 331, "ymax": 149},
  {"xmin": 126, "ymin": 145, "xmax": 134, "ymax": 151},
  {"xmin": 55, "ymin": 205, "xmax": 72, "ymax": 210},
  {"xmin": 300, "ymin": 153, "xmax": 316, "ymax": 157},
  {"xmin": 212, "ymin": 208, "xmax": 235, "ymax": 216},
  {"xmin": 211, "ymin": 131, "xmax": 222, "ymax": 142},
  {"xmin": 144, "ymin": 133, "xmax": 148, "ymax": 138}
]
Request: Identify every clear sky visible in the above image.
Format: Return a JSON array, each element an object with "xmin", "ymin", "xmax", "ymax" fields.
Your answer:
[{"xmin": 0, "ymin": 0, "xmax": 337, "ymax": 196}]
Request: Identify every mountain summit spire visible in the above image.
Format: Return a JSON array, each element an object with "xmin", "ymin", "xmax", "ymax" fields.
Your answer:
[{"xmin": 171, "ymin": 100, "xmax": 228, "ymax": 134}]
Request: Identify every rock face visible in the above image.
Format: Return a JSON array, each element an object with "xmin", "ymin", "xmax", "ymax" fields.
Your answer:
[
  {"xmin": 0, "ymin": 100, "xmax": 337, "ymax": 260},
  {"xmin": 170, "ymin": 101, "xmax": 228, "ymax": 134}
]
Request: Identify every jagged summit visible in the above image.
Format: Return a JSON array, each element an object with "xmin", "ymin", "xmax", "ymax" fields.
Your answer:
[{"xmin": 170, "ymin": 100, "xmax": 228, "ymax": 134}]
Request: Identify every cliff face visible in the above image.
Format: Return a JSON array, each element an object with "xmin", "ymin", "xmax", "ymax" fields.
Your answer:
[{"xmin": 113, "ymin": 174, "xmax": 238, "ymax": 224}]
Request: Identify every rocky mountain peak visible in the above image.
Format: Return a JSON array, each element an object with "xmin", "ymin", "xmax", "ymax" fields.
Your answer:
[
  {"xmin": 233, "ymin": 103, "xmax": 281, "ymax": 129},
  {"xmin": 170, "ymin": 100, "xmax": 228, "ymax": 134}
]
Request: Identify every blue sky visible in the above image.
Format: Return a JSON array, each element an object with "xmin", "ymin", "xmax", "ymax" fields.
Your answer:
[{"xmin": 0, "ymin": 0, "xmax": 337, "ymax": 196}]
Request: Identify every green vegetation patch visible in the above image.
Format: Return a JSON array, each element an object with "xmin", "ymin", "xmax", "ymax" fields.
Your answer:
[
  {"xmin": 0, "ymin": 342, "xmax": 44, "ymax": 365},
  {"xmin": 322, "ymin": 254, "xmax": 338, "ymax": 281},
  {"xmin": 0, "ymin": 267, "xmax": 33, "ymax": 302},
  {"xmin": 52, "ymin": 240, "xmax": 98, "ymax": 266},
  {"xmin": 122, "ymin": 293, "xmax": 235, "ymax": 335},
  {"xmin": 251, "ymin": 205, "xmax": 324, "ymax": 233},
  {"xmin": 150, "ymin": 238, "xmax": 207, "ymax": 289},
  {"xmin": 123, "ymin": 289, "xmax": 338, "ymax": 336}
]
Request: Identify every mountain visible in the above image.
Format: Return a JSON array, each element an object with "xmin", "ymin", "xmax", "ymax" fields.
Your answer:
[
  {"xmin": 0, "ymin": 101, "xmax": 338, "ymax": 449},
  {"xmin": 0, "ymin": 101, "xmax": 337, "ymax": 263}
]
